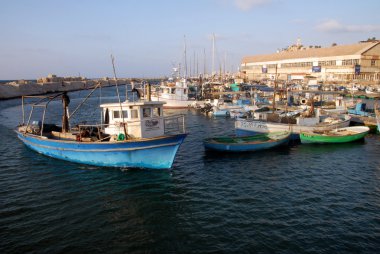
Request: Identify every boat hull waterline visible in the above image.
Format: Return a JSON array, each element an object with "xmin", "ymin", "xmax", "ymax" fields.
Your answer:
[{"xmin": 17, "ymin": 132, "xmax": 187, "ymax": 169}]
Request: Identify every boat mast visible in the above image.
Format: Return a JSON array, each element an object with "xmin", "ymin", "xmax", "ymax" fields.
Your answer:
[
  {"xmin": 212, "ymin": 33, "xmax": 215, "ymax": 80},
  {"xmin": 203, "ymin": 48, "xmax": 207, "ymax": 78},
  {"xmin": 196, "ymin": 51, "xmax": 199, "ymax": 77},
  {"xmin": 272, "ymin": 64, "xmax": 278, "ymax": 111},
  {"xmin": 62, "ymin": 92, "xmax": 70, "ymax": 133},
  {"xmin": 193, "ymin": 51, "xmax": 196, "ymax": 78},
  {"xmin": 111, "ymin": 54, "xmax": 127, "ymax": 140},
  {"xmin": 224, "ymin": 51, "xmax": 226, "ymax": 81},
  {"xmin": 184, "ymin": 35, "xmax": 187, "ymax": 78}
]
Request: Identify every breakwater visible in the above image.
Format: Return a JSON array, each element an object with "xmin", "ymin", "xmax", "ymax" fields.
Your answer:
[{"xmin": 0, "ymin": 79, "xmax": 126, "ymax": 100}]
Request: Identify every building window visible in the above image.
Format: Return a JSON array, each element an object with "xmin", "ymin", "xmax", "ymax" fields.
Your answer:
[
  {"xmin": 319, "ymin": 60, "xmax": 336, "ymax": 66},
  {"xmin": 342, "ymin": 59, "xmax": 359, "ymax": 66},
  {"xmin": 371, "ymin": 60, "xmax": 376, "ymax": 66}
]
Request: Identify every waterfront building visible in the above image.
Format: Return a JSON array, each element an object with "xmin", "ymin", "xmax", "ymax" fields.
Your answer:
[{"xmin": 241, "ymin": 40, "xmax": 380, "ymax": 86}]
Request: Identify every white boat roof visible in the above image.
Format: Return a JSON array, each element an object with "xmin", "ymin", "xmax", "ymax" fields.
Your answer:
[{"xmin": 100, "ymin": 100, "xmax": 166, "ymax": 108}]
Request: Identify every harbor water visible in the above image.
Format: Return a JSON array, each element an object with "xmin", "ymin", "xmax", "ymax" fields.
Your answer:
[{"xmin": 1, "ymin": 88, "xmax": 380, "ymax": 253}]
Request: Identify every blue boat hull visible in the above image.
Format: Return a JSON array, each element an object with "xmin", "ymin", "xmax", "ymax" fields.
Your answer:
[
  {"xmin": 213, "ymin": 110, "xmax": 230, "ymax": 117},
  {"xmin": 16, "ymin": 132, "xmax": 187, "ymax": 169}
]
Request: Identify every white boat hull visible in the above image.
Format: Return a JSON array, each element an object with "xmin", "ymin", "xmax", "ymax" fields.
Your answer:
[
  {"xmin": 235, "ymin": 117, "xmax": 351, "ymax": 139},
  {"xmin": 151, "ymin": 96, "xmax": 192, "ymax": 108}
]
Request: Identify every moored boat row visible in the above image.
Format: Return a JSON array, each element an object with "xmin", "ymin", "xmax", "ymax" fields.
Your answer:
[{"xmin": 15, "ymin": 77, "xmax": 379, "ymax": 169}]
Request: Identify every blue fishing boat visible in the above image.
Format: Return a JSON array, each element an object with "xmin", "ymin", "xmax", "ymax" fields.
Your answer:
[
  {"xmin": 347, "ymin": 102, "xmax": 375, "ymax": 117},
  {"xmin": 203, "ymin": 131, "xmax": 290, "ymax": 152},
  {"xmin": 16, "ymin": 84, "xmax": 187, "ymax": 169}
]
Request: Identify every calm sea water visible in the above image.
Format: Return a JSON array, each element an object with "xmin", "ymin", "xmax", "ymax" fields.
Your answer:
[{"xmin": 1, "ymin": 88, "xmax": 380, "ymax": 253}]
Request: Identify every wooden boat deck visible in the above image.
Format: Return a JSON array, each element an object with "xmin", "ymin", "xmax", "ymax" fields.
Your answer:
[{"xmin": 311, "ymin": 129, "xmax": 356, "ymax": 136}]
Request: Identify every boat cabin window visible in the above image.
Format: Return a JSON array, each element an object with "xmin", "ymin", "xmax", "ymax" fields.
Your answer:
[
  {"xmin": 143, "ymin": 108, "xmax": 151, "ymax": 118},
  {"xmin": 153, "ymin": 107, "xmax": 161, "ymax": 117},
  {"xmin": 113, "ymin": 111, "xmax": 120, "ymax": 119},
  {"xmin": 171, "ymin": 88, "xmax": 176, "ymax": 94},
  {"xmin": 131, "ymin": 109, "xmax": 138, "ymax": 119},
  {"xmin": 113, "ymin": 110, "xmax": 128, "ymax": 119}
]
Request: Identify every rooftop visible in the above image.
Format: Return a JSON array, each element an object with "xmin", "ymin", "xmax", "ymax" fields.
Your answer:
[{"xmin": 242, "ymin": 41, "xmax": 380, "ymax": 63}]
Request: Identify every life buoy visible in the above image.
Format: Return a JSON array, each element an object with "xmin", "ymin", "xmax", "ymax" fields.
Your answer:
[{"xmin": 117, "ymin": 133, "xmax": 125, "ymax": 141}]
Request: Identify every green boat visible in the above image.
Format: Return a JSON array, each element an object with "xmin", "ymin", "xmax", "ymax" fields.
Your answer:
[{"xmin": 300, "ymin": 126, "xmax": 370, "ymax": 144}]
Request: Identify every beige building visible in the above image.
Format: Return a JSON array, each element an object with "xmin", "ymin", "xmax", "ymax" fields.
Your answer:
[{"xmin": 241, "ymin": 41, "xmax": 380, "ymax": 85}]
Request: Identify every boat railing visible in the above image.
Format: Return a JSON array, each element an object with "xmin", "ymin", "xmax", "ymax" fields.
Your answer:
[
  {"xmin": 164, "ymin": 114, "xmax": 186, "ymax": 135},
  {"xmin": 74, "ymin": 123, "xmax": 107, "ymax": 141},
  {"xmin": 20, "ymin": 94, "xmax": 66, "ymax": 137},
  {"xmin": 74, "ymin": 114, "xmax": 186, "ymax": 140}
]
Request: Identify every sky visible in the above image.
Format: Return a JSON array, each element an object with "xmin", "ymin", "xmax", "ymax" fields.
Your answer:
[{"xmin": 0, "ymin": 0, "xmax": 379, "ymax": 80}]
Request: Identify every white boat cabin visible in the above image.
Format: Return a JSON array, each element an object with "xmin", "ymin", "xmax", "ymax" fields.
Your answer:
[
  {"xmin": 100, "ymin": 100, "xmax": 166, "ymax": 139},
  {"xmin": 158, "ymin": 79, "xmax": 188, "ymax": 100}
]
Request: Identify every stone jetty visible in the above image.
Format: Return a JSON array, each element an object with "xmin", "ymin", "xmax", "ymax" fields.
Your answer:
[{"xmin": 0, "ymin": 74, "xmax": 131, "ymax": 100}]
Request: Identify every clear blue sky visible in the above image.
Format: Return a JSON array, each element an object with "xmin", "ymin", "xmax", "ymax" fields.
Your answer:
[{"xmin": 1, "ymin": 0, "xmax": 379, "ymax": 79}]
